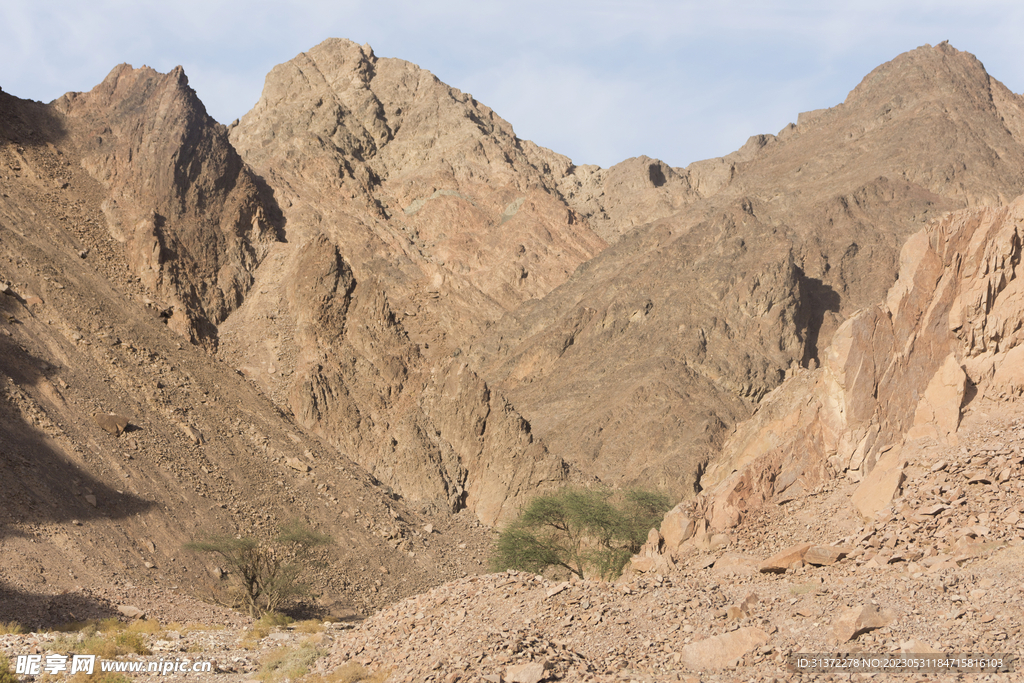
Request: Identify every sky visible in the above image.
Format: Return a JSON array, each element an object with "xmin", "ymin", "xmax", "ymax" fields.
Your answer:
[{"xmin": 2, "ymin": 1, "xmax": 1023, "ymax": 169}]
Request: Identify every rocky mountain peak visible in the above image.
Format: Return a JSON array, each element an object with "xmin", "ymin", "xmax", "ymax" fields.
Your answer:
[
  {"xmin": 844, "ymin": 41, "xmax": 992, "ymax": 111},
  {"xmin": 52, "ymin": 62, "xmax": 277, "ymax": 345}
]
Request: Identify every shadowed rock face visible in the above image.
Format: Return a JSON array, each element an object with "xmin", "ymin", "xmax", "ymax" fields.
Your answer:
[
  {"xmin": 658, "ymin": 193, "xmax": 1024, "ymax": 548},
  {"xmin": 0, "ymin": 83, "xmax": 487, "ymax": 622}
]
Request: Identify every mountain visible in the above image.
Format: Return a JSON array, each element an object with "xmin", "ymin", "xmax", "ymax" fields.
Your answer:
[
  {"xmin": 465, "ymin": 41, "xmax": 1024, "ymax": 497},
  {"xmin": 3, "ymin": 39, "xmax": 1024, "ymax": 633}
]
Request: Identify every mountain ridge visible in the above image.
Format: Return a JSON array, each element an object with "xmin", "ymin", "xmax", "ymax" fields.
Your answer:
[{"xmin": 3, "ymin": 40, "xmax": 1024, "ymax": 639}]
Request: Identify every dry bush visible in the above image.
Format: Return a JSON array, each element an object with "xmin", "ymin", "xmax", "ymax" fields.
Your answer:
[
  {"xmin": 0, "ymin": 654, "xmax": 17, "ymax": 683},
  {"xmin": 301, "ymin": 662, "xmax": 391, "ymax": 683},
  {"xmin": 258, "ymin": 643, "xmax": 322, "ymax": 683},
  {"xmin": 125, "ymin": 619, "xmax": 160, "ymax": 635},
  {"xmin": 294, "ymin": 619, "xmax": 325, "ymax": 633},
  {"xmin": 186, "ymin": 521, "xmax": 331, "ymax": 617},
  {"xmin": 77, "ymin": 630, "xmax": 150, "ymax": 658}
]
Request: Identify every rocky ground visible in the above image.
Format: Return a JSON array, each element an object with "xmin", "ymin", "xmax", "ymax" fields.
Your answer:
[{"xmin": 2, "ymin": 399, "xmax": 1021, "ymax": 682}]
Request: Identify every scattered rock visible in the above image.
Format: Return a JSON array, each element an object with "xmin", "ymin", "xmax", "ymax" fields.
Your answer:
[
  {"xmin": 93, "ymin": 412, "xmax": 130, "ymax": 436},
  {"xmin": 758, "ymin": 542, "xmax": 813, "ymax": 573},
  {"xmin": 178, "ymin": 422, "xmax": 205, "ymax": 445},
  {"xmin": 286, "ymin": 457, "xmax": 311, "ymax": 472},
  {"xmin": 677, "ymin": 627, "xmax": 769, "ymax": 670},
  {"xmin": 117, "ymin": 605, "xmax": 145, "ymax": 619},
  {"xmin": 831, "ymin": 604, "xmax": 894, "ymax": 643},
  {"xmin": 803, "ymin": 545, "xmax": 852, "ymax": 566},
  {"xmin": 505, "ymin": 660, "xmax": 548, "ymax": 683}
]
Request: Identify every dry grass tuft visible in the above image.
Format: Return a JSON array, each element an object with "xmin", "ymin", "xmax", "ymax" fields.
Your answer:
[
  {"xmin": 258, "ymin": 643, "xmax": 322, "ymax": 683},
  {"xmin": 301, "ymin": 662, "xmax": 392, "ymax": 683},
  {"xmin": 0, "ymin": 622, "xmax": 26, "ymax": 635}
]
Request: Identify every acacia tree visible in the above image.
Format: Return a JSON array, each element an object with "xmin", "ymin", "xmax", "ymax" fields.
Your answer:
[
  {"xmin": 186, "ymin": 520, "xmax": 332, "ymax": 616},
  {"xmin": 491, "ymin": 487, "xmax": 671, "ymax": 580}
]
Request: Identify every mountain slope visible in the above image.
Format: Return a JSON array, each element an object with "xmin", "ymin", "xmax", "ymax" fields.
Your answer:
[
  {"xmin": 464, "ymin": 42, "xmax": 1024, "ymax": 497},
  {"xmin": 0, "ymin": 77, "xmax": 489, "ymax": 626}
]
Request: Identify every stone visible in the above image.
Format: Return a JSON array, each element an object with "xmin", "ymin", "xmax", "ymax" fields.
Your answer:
[
  {"xmin": 712, "ymin": 552, "xmax": 759, "ymax": 576},
  {"xmin": 94, "ymin": 412, "xmax": 130, "ymax": 436},
  {"xmin": 851, "ymin": 447, "xmax": 906, "ymax": 519},
  {"xmin": 505, "ymin": 660, "xmax": 548, "ymax": 683},
  {"xmin": 709, "ymin": 533, "xmax": 732, "ymax": 550},
  {"xmin": 803, "ymin": 545, "xmax": 853, "ymax": 566},
  {"xmin": 545, "ymin": 582, "xmax": 569, "ymax": 598},
  {"xmin": 967, "ymin": 472, "xmax": 993, "ymax": 485},
  {"xmin": 677, "ymin": 627, "xmax": 770, "ymax": 670},
  {"xmin": 794, "ymin": 600, "xmax": 820, "ymax": 618},
  {"xmin": 84, "ymin": 494, "xmax": 97, "ymax": 507},
  {"xmin": 831, "ymin": 604, "xmax": 894, "ymax": 642},
  {"xmin": 660, "ymin": 509, "xmax": 695, "ymax": 550},
  {"xmin": 905, "ymin": 353, "xmax": 967, "ymax": 443},
  {"xmin": 758, "ymin": 542, "xmax": 813, "ymax": 573},
  {"xmin": 117, "ymin": 605, "xmax": 145, "ymax": 619},
  {"xmin": 178, "ymin": 422, "xmax": 205, "ymax": 445},
  {"xmin": 286, "ymin": 457, "xmax": 311, "ymax": 472},
  {"xmin": 900, "ymin": 638, "xmax": 942, "ymax": 653}
]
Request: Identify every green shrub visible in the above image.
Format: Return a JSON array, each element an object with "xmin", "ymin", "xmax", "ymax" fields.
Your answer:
[{"xmin": 491, "ymin": 487, "xmax": 671, "ymax": 579}]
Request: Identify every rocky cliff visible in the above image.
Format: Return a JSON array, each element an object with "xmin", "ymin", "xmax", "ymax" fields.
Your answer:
[{"xmin": 641, "ymin": 191, "xmax": 1024, "ymax": 563}]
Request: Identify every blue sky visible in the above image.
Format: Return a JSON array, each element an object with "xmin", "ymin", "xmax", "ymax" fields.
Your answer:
[{"xmin": 2, "ymin": 1, "xmax": 1022, "ymax": 168}]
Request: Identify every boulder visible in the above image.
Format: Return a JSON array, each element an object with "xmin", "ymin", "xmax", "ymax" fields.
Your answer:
[
  {"xmin": 831, "ymin": 604, "xmax": 894, "ymax": 642},
  {"xmin": 286, "ymin": 457, "xmax": 311, "ymax": 472},
  {"xmin": 678, "ymin": 627, "xmax": 769, "ymax": 670},
  {"xmin": 178, "ymin": 422, "xmax": 205, "ymax": 445},
  {"xmin": 712, "ymin": 553, "xmax": 759, "ymax": 577},
  {"xmin": 851, "ymin": 447, "xmax": 905, "ymax": 519},
  {"xmin": 94, "ymin": 412, "xmax": 130, "ymax": 436},
  {"xmin": 803, "ymin": 545, "xmax": 853, "ymax": 566},
  {"xmin": 905, "ymin": 353, "xmax": 966, "ymax": 444},
  {"xmin": 117, "ymin": 605, "xmax": 145, "ymax": 619},
  {"xmin": 660, "ymin": 508, "xmax": 695, "ymax": 550},
  {"xmin": 505, "ymin": 660, "xmax": 548, "ymax": 683},
  {"xmin": 758, "ymin": 542, "xmax": 813, "ymax": 573}
]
